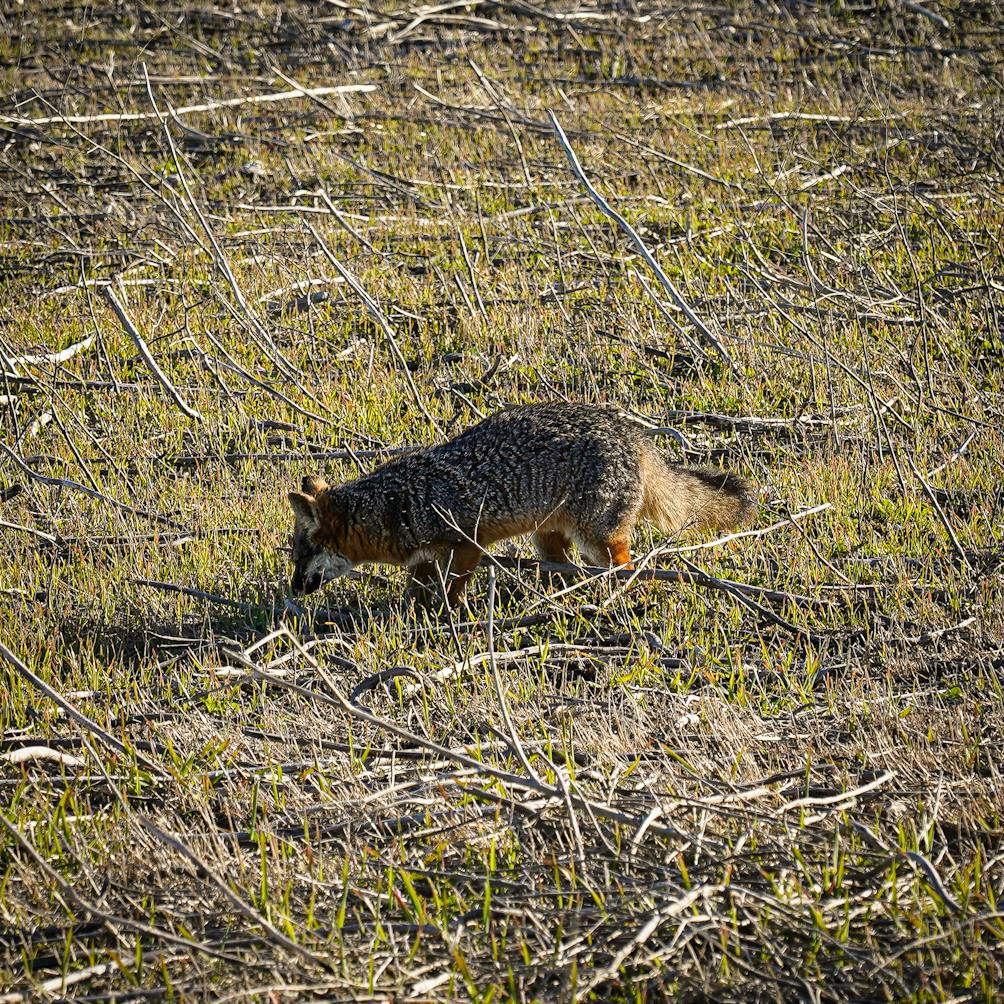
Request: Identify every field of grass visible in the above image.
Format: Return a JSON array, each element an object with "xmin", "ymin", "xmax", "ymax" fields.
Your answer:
[{"xmin": 2, "ymin": 2, "xmax": 1003, "ymax": 1000}]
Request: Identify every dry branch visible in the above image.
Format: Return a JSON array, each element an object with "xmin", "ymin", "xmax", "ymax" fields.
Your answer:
[
  {"xmin": 0, "ymin": 443, "xmax": 186, "ymax": 529},
  {"xmin": 0, "ymin": 812, "xmax": 241, "ymax": 965},
  {"xmin": 130, "ymin": 577, "xmax": 266, "ymax": 613},
  {"xmin": 548, "ymin": 111, "xmax": 738, "ymax": 373},
  {"xmin": 0, "ymin": 962, "xmax": 114, "ymax": 1004},
  {"xmin": 140, "ymin": 818, "xmax": 333, "ymax": 971},
  {"xmin": 1, "ymin": 84, "xmax": 377, "ymax": 127},
  {"xmin": 2, "ymin": 335, "xmax": 95, "ymax": 374},
  {"xmin": 240, "ymin": 637, "xmax": 707, "ymax": 847},
  {"xmin": 490, "ymin": 555, "xmax": 830, "ymax": 611},
  {"xmin": 0, "ymin": 746, "xmax": 86, "ymax": 768},
  {"xmin": 0, "ymin": 640, "xmax": 164, "ymax": 774},
  {"xmin": 101, "ymin": 285, "xmax": 203, "ymax": 421},
  {"xmin": 306, "ymin": 220, "xmax": 442, "ymax": 433}
]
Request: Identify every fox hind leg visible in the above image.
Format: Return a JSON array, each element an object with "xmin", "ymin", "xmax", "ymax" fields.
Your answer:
[
  {"xmin": 405, "ymin": 560, "xmax": 444, "ymax": 611},
  {"xmin": 533, "ymin": 530, "xmax": 572, "ymax": 564},
  {"xmin": 443, "ymin": 543, "xmax": 482, "ymax": 606},
  {"xmin": 577, "ymin": 532, "xmax": 635, "ymax": 571}
]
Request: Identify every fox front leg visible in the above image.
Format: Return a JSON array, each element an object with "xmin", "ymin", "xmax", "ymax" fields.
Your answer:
[
  {"xmin": 532, "ymin": 529, "xmax": 574, "ymax": 587},
  {"xmin": 442, "ymin": 543, "xmax": 482, "ymax": 607},
  {"xmin": 404, "ymin": 545, "xmax": 482, "ymax": 616},
  {"xmin": 405, "ymin": 559, "xmax": 448, "ymax": 614}
]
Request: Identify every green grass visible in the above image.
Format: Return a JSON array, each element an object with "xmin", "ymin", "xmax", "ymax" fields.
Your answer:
[{"xmin": 1, "ymin": 1, "xmax": 1003, "ymax": 1001}]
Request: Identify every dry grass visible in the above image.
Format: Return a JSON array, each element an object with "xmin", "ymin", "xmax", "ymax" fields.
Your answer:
[{"xmin": 1, "ymin": 2, "xmax": 1003, "ymax": 1001}]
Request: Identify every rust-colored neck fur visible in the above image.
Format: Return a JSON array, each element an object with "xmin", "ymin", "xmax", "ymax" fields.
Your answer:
[{"xmin": 312, "ymin": 491, "xmax": 410, "ymax": 567}]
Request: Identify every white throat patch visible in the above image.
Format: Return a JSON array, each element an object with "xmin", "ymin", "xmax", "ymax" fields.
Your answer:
[{"xmin": 307, "ymin": 550, "xmax": 353, "ymax": 585}]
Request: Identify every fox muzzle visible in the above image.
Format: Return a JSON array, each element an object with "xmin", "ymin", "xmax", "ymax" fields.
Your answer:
[
  {"xmin": 290, "ymin": 568, "xmax": 322, "ymax": 596},
  {"xmin": 290, "ymin": 550, "xmax": 353, "ymax": 596}
]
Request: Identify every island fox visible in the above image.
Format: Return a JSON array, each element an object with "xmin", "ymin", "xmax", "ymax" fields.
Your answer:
[{"xmin": 287, "ymin": 402, "xmax": 755, "ymax": 607}]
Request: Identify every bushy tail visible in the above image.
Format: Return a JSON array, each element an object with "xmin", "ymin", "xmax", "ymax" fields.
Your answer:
[{"xmin": 638, "ymin": 441, "xmax": 756, "ymax": 535}]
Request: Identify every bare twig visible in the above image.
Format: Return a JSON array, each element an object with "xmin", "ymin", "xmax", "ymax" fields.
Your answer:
[
  {"xmin": 0, "ymin": 518, "xmax": 58, "ymax": 544},
  {"xmin": 900, "ymin": 0, "xmax": 950, "ymax": 29},
  {"xmin": 2, "ymin": 335, "xmax": 94, "ymax": 374},
  {"xmin": 548, "ymin": 111, "xmax": 738, "ymax": 373},
  {"xmin": 0, "ymin": 746, "xmax": 86, "ymax": 768},
  {"xmin": 0, "ymin": 812, "xmax": 241, "ymax": 964},
  {"xmin": 139, "ymin": 818, "xmax": 333, "ymax": 970},
  {"xmin": 101, "ymin": 284, "xmax": 203, "ymax": 421},
  {"xmin": 0, "ymin": 962, "xmax": 114, "ymax": 1004},
  {"xmin": 485, "ymin": 564, "xmax": 541, "ymax": 783},
  {"xmin": 904, "ymin": 453, "xmax": 972, "ymax": 569},
  {"xmin": 130, "ymin": 577, "xmax": 266, "ymax": 613},
  {"xmin": 2, "ymin": 84, "xmax": 377, "ymax": 127},
  {"xmin": 0, "ymin": 443, "xmax": 186, "ymax": 529},
  {"xmin": 305, "ymin": 220, "xmax": 441, "ymax": 433},
  {"xmin": 0, "ymin": 640, "xmax": 165, "ymax": 774}
]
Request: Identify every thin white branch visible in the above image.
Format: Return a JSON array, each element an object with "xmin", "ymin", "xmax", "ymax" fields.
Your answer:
[
  {"xmin": 0, "ymin": 963, "xmax": 113, "ymax": 1004},
  {"xmin": 547, "ymin": 111, "xmax": 738, "ymax": 373},
  {"xmin": 0, "ymin": 746, "xmax": 86, "ymax": 768},
  {"xmin": 2, "ymin": 335, "xmax": 94, "ymax": 375},
  {"xmin": 0, "ymin": 443, "xmax": 185, "ymax": 529},
  {"xmin": 100, "ymin": 284, "xmax": 203, "ymax": 421},
  {"xmin": 1, "ymin": 84, "xmax": 377, "ymax": 126},
  {"xmin": 901, "ymin": 0, "xmax": 950, "ymax": 29},
  {"xmin": 0, "ymin": 640, "xmax": 164, "ymax": 774},
  {"xmin": 780, "ymin": 771, "xmax": 895, "ymax": 813},
  {"xmin": 306, "ymin": 220, "xmax": 441, "ymax": 433}
]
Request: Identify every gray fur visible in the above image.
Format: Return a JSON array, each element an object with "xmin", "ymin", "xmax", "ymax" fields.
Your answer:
[{"xmin": 287, "ymin": 402, "xmax": 755, "ymax": 597}]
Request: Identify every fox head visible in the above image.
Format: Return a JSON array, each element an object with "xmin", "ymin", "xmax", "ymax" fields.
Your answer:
[{"xmin": 287, "ymin": 475, "xmax": 353, "ymax": 595}]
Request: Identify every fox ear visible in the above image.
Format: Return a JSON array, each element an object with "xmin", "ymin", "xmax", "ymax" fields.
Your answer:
[
  {"xmin": 288, "ymin": 491, "xmax": 319, "ymax": 528},
  {"xmin": 301, "ymin": 474, "xmax": 328, "ymax": 496}
]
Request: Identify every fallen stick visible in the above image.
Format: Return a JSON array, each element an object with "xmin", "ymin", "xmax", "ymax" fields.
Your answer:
[
  {"xmin": 547, "ymin": 111, "xmax": 738, "ymax": 373},
  {"xmin": 1, "ymin": 83, "xmax": 377, "ymax": 127},
  {"xmin": 306, "ymin": 220, "xmax": 442, "ymax": 433},
  {"xmin": 716, "ymin": 110, "xmax": 906, "ymax": 130},
  {"xmin": 143, "ymin": 67, "xmax": 306, "ymax": 390},
  {"xmin": 0, "ymin": 745, "xmax": 86, "ymax": 768},
  {"xmin": 0, "ymin": 640, "xmax": 164, "ymax": 774},
  {"xmin": 662, "ymin": 502, "xmax": 833, "ymax": 554},
  {"xmin": 0, "ymin": 962, "xmax": 113, "ymax": 1004},
  {"xmin": 0, "ymin": 444, "xmax": 186, "ymax": 530},
  {"xmin": 130, "ymin": 577, "xmax": 265, "ymax": 613},
  {"xmin": 399, "ymin": 641, "xmax": 632, "ymax": 695},
  {"xmin": 240, "ymin": 640, "xmax": 709, "ymax": 848},
  {"xmin": 3, "ymin": 335, "xmax": 94, "ymax": 373},
  {"xmin": 140, "ymin": 818, "xmax": 332, "ymax": 971},
  {"xmin": 780, "ymin": 770, "xmax": 894, "ymax": 813},
  {"xmin": 900, "ymin": 0, "xmax": 950, "ymax": 29},
  {"xmin": 490, "ymin": 555, "xmax": 829, "ymax": 609},
  {"xmin": 0, "ymin": 518, "xmax": 58, "ymax": 544},
  {"xmin": 101, "ymin": 285, "xmax": 202, "ymax": 421}
]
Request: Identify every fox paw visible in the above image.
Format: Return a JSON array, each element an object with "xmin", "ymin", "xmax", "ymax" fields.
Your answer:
[{"xmin": 404, "ymin": 581, "xmax": 449, "ymax": 617}]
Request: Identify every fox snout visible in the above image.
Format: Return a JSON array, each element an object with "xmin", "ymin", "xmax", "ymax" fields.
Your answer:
[
  {"xmin": 288, "ymin": 477, "xmax": 353, "ymax": 596},
  {"xmin": 290, "ymin": 564, "xmax": 322, "ymax": 596},
  {"xmin": 290, "ymin": 549, "xmax": 353, "ymax": 596}
]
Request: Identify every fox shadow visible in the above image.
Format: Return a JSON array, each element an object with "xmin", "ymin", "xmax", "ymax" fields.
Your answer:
[{"xmin": 42, "ymin": 557, "xmax": 622, "ymax": 700}]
